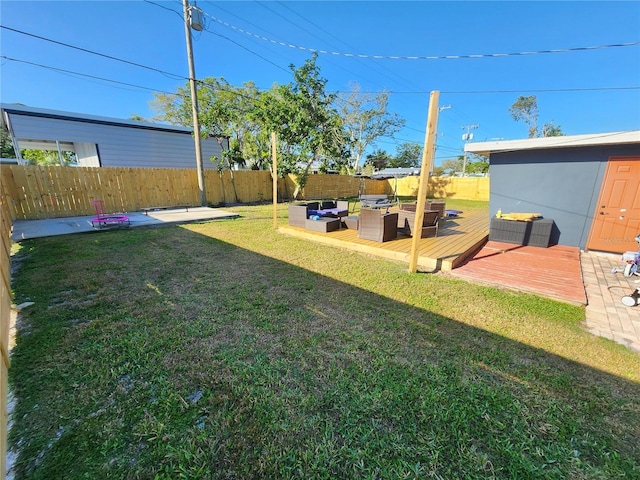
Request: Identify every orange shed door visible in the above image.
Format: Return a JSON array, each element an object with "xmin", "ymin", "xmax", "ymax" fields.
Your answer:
[{"xmin": 587, "ymin": 156, "xmax": 640, "ymax": 253}]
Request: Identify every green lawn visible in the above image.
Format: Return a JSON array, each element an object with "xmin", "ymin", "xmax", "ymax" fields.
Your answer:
[{"xmin": 8, "ymin": 202, "xmax": 640, "ymax": 479}]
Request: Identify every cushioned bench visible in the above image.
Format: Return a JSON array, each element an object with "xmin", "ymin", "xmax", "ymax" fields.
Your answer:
[{"xmin": 309, "ymin": 207, "xmax": 348, "ymax": 218}]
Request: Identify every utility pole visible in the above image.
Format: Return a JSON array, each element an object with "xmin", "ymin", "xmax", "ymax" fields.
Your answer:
[
  {"xmin": 461, "ymin": 124, "xmax": 478, "ymax": 176},
  {"xmin": 183, "ymin": 0, "xmax": 206, "ymax": 206},
  {"xmin": 433, "ymin": 105, "xmax": 450, "ymax": 162}
]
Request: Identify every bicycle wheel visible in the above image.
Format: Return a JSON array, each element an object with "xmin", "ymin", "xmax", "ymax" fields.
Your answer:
[{"xmin": 623, "ymin": 263, "xmax": 638, "ymax": 277}]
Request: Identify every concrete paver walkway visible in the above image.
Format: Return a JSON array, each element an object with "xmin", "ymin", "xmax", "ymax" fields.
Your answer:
[{"xmin": 581, "ymin": 251, "xmax": 640, "ymax": 353}]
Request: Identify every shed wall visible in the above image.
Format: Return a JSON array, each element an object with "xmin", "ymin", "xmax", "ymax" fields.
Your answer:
[
  {"xmin": 490, "ymin": 144, "xmax": 640, "ymax": 249},
  {"xmin": 7, "ymin": 113, "xmax": 223, "ymax": 169}
]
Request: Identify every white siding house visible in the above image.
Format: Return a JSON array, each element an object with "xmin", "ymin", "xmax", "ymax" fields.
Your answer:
[{"xmin": 1, "ymin": 103, "xmax": 228, "ymax": 169}]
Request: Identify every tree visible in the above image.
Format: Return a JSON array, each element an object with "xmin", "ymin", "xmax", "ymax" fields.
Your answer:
[
  {"xmin": 465, "ymin": 153, "xmax": 489, "ymax": 174},
  {"xmin": 390, "ymin": 142, "xmax": 422, "ymax": 168},
  {"xmin": 363, "ymin": 149, "xmax": 392, "ymax": 170},
  {"xmin": 21, "ymin": 149, "xmax": 76, "ymax": 166},
  {"xmin": 250, "ymin": 54, "xmax": 348, "ymax": 197},
  {"xmin": 129, "ymin": 114, "xmax": 150, "ymax": 122},
  {"xmin": 509, "ymin": 95, "xmax": 539, "ymax": 138},
  {"xmin": 151, "ymin": 77, "xmax": 262, "ymax": 169},
  {"xmin": 440, "ymin": 157, "xmax": 463, "ymax": 174},
  {"xmin": 541, "ymin": 120, "xmax": 564, "ymax": 137},
  {"xmin": 1, "ymin": 127, "xmax": 16, "ymax": 158},
  {"xmin": 432, "ymin": 165, "xmax": 445, "ymax": 176},
  {"xmin": 509, "ymin": 95, "xmax": 564, "ymax": 138},
  {"xmin": 338, "ymin": 83, "xmax": 405, "ymax": 173},
  {"xmin": 439, "ymin": 154, "xmax": 488, "ymax": 175}
]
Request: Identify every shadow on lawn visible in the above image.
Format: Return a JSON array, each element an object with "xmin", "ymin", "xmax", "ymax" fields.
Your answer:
[{"xmin": 7, "ymin": 222, "xmax": 640, "ymax": 479}]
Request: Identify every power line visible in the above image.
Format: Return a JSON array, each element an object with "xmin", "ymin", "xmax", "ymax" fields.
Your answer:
[
  {"xmin": 343, "ymin": 86, "xmax": 640, "ymax": 94},
  {"xmin": 194, "ymin": 3, "xmax": 292, "ymax": 75},
  {"xmin": 201, "ymin": 28, "xmax": 290, "ymax": 74},
  {"xmin": 4, "ymin": 47, "xmax": 637, "ymax": 102},
  {"xmin": 0, "ymin": 25, "xmax": 186, "ymax": 80},
  {"xmin": 0, "ymin": 55, "xmax": 181, "ymax": 95},
  {"xmin": 143, "ymin": 0, "xmax": 183, "ymax": 19},
  {"xmin": 203, "ymin": 15, "xmax": 640, "ymax": 60},
  {"xmin": 442, "ymin": 86, "xmax": 640, "ymax": 94},
  {"xmin": 3, "ymin": 24, "xmax": 638, "ymax": 97},
  {"xmin": 272, "ymin": 1, "xmax": 423, "ymax": 92}
]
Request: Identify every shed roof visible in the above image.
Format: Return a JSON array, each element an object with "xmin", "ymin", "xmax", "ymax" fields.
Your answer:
[
  {"xmin": 464, "ymin": 130, "xmax": 640, "ymax": 156},
  {"xmin": 1, "ymin": 103, "xmax": 196, "ymax": 135}
]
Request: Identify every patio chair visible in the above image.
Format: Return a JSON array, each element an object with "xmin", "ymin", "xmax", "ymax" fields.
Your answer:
[
  {"xmin": 397, "ymin": 208, "xmax": 439, "ymax": 238},
  {"xmin": 358, "ymin": 208, "xmax": 398, "ymax": 242},
  {"xmin": 91, "ymin": 199, "xmax": 130, "ymax": 229},
  {"xmin": 400, "ymin": 200, "xmax": 446, "ymax": 220},
  {"xmin": 427, "ymin": 200, "xmax": 446, "ymax": 219}
]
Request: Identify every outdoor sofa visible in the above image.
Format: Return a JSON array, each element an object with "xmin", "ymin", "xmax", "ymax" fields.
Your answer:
[{"xmin": 288, "ymin": 201, "xmax": 349, "ymax": 229}]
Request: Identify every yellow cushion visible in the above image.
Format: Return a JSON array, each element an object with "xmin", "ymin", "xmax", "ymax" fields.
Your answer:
[{"xmin": 500, "ymin": 213, "xmax": 542, "ymax": 222}]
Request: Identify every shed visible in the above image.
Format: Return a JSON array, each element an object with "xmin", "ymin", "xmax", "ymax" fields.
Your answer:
[
  {"xmin": 465, "ymin": 131, "xmax": 640, "ymax": 254},
  {"xmin": 1, "ymin": 103, "xmax": 228, "ymax": 169}
]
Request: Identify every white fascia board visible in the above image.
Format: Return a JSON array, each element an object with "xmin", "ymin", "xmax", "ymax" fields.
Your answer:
[{"xmin": 464, "ymin": 130, "xmax": 640, "ymax": 156}]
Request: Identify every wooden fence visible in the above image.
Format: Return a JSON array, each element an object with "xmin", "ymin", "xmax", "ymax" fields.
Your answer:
[
  {"xmin": 1, "ymin": 165, "xmax": 285, "ymax": 220},
  {"xmin": 1, "ymin": 165, "xmax": 489, "ymax": 221},
  {"xmin": 0, "ymin": 177, "xmax": 12, "ymax": 477},
  {"xmin": 396, "ymin": 175, "xmax": 490, "ymax": 201}
]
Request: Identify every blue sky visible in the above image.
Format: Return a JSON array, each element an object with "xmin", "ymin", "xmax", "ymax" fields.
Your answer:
[{"xmin": 1, "ymin": 0, "xmax": 639, "ymax": 166}]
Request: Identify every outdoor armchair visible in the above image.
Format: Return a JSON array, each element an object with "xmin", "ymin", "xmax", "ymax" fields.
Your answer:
[
  {"xmin": 397, "ymin": 207, "xmax": 439, "ymax": 238},
  {"xmin": 400, "ymin": 200, "xmax": 446, "ymax": 219},
  {"xmin": 358, "ymin": 208, "xmax": 398, "ymax": 242}
]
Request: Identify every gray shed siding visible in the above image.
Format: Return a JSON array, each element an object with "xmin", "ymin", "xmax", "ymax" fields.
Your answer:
[
  {"xmin": 490, "ymin": 144, "xmax": 640, "ymax": 250},
  {"xmin": 6, "ymin": 110, "xmax": 223, "ymax": 169}
]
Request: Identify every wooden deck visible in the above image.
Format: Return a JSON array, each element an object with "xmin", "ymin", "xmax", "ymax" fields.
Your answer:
[
  {"xmin": 278, "ymin": 210, "xmax": 490, "ymax": 272},
  {"xmin": 450, "ymin": 241, "xmax": 587, "ymax": 305},
  {"xmin": 279, "ymin": 210, "xmax": 588, "ymax": 305}
]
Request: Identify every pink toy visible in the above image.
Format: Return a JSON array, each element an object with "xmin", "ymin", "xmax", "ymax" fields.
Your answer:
[{"xmin": 91, "ymin": 199, "xmax": 130, "ymax": 229}]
